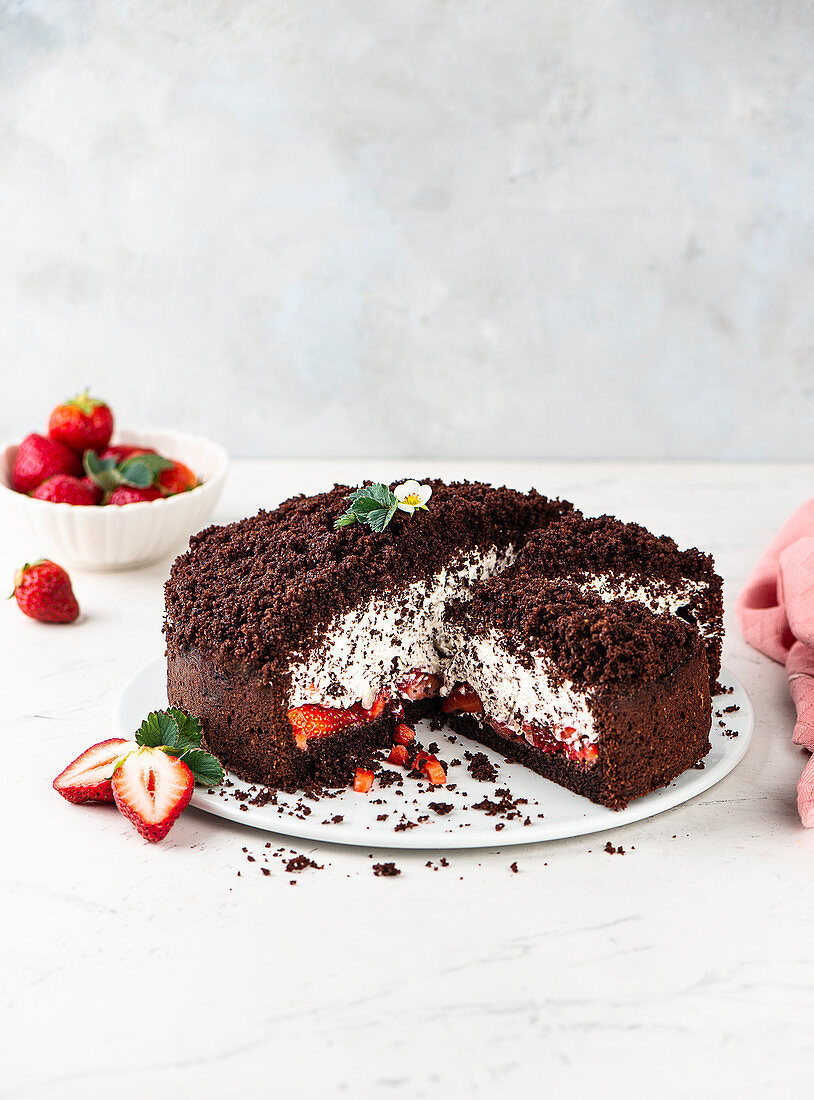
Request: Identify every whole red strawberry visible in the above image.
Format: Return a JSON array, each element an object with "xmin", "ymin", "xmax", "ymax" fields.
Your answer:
[
  {"xmin": 13, "ymin": 560, "xmax": 79, "ymax": 623},
  {"xmin": 107, "ymin": 486, "xmax": 162, "ymax": 506},
  {"xmin": 12, "ymin": 433, "xmax": 83, "ymax": 493},
  {"xmin": 30, "ymin": 474, "xmax": 101, "ymax": 506},
  {"xmin": 158, "ymin": 460, "xmax": 198, "ymax": 496},
  {"xmin": 48, "ymin": 389, "xmax": 114, "ymax": 454}
]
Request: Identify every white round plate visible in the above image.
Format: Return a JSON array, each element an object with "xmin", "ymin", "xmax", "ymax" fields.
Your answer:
[{"xmin": 113, "ymin": 657, "xmax": 753, "ymax": 849}]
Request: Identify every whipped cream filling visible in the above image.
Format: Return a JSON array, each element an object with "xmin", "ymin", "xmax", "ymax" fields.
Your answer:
[
  {"xmin": 440, "ymin": 627, "xmax": 596, "ymax": 751},
  {"xmin": 288, "ymin": 546, "xmax": 515, "ymax": 710}
]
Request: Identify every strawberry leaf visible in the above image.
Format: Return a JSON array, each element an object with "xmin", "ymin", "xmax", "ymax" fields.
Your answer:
[
  {"xmin": 175, "ymin": 748, "xmax": 224, "ymax": 786},
  {"xmin": 136, "ymin": 710, "xmax": 181, "ymax": 749},
  {"xmin": 165, "ymin": 708, "xmax": 203, "ymax": 752},
  {"xmin": 83, "ymin": 450, "xmax": 121, "ymax": 493},
  {"xmin": 334, "ymin": 483, "xmax": 400, "ymax": 532},
  {"xmin": 119, "ymin": 453, "xmax": 173, "ymax": 488}
]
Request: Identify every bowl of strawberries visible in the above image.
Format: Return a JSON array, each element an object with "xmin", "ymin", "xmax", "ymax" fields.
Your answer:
[{"xmin": 1, "ymin": 390, "xmax": 229, "ymax": 570}]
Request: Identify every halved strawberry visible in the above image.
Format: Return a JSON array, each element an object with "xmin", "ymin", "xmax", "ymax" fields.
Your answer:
[
  {"xmin": 395, "ymin": 669, "xmax": 443, "ymax": 701},
  {"xmin": 441, "ymin": 683, "xmax": 484, "ymax": 714},
  {"xmin": 53, "ymin": 738, "xmax": 136, "ymax": 804},
  {"xmin": 423, "ymin": 758, "xmax": 447, "ymax": 785},
  {"xmin": 394, "ymin": 723, "xmax": 415, "ymax": 745},
  {"xmin": 388, "ymin": 744, "xmax": 409, "ymax": 767},
  {"xmin": 111, "ymin": 746, "xmax": 194, "ymax": 842},
  {"xmin": 288, "ymin": 703, "xmax": 363, "ymax": 750},
  {"xmin": 353, "ymin": 768, "xmax": 374, "ymax": 793}
]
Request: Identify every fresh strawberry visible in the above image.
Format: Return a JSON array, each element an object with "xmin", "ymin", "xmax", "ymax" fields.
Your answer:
[
  {"xmin": 423, "ymin": 758, "xmax": 447, "ymax": 785},
  {"xmin": 111, "ymin": 746, "xmax": 194, "ymax": 842},
  {"xmin": 441, "ymin": 683, "xmax": 484, "ymax": 714},
  {"xmin": 12, "ymin": 433, "xmax": 82, "ymax": 493},
  {"xmin": 13, "ymin": 560, "xmax": 79, "ymax": 623},
  {"xmin": 53, "ymin": 738, "xmax": 136, "ymax": 804},
  {"xmin": 394, "ymin": 723, "xmax": 415, "ymax": 745},
  {"xmin": 396, "ymin": 670, "xmax": 443, "ymax": 701},
  {"xmin": 48, "ymin": 389, "xmax": 114, "ymax": 454},
  {"xmin": 353, "ymin": 768, "xmax": 374, "ymax": 793},
  {"xmin": 388, "ymin": 744, "xmax": 409, "ymax": 767},
  {"xmin": 158, "ymin": 460, "xmax": 198, "ymax": 497},
  {"xmin": 358, "ymin": 691, "xmax": 388, "ymax": 722},
  {"xmin": 566, "ymin": 739, "xmax": 598, "ymax": 767},
  {"xmin": 106, "ymin": 486, "xmax": 162, "ymax": 506},
  {"xmin": 30, "ymin": 474, "xmax": 101, "ymax": 505},
  {"xmin": 288, "ymin": 703, "xmax": 363, "ymax": 750}
]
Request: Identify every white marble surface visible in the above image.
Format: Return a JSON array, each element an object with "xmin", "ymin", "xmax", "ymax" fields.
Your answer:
[
  {"xmin": 3, "ymin": 460, "xmax": 814, "ymax": 1099},
  {"xmin": 2, "ymin": 3, "xmax": 814, "ymax": 459}
]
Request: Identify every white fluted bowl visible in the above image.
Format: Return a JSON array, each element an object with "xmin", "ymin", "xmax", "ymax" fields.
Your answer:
[{"xmin": 0, "ymin": 428, "xmax": 229, "ymax": 571}]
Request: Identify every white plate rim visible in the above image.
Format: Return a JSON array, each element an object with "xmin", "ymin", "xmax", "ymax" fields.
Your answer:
[{"xmin": 113, "ymin": 656, "xmax": 754, "ymax": 850}]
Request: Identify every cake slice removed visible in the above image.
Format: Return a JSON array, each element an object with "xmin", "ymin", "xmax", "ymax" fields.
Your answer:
[{"xmin": 440, "ymin": 576, "xmax": 711, "ymax": 810}]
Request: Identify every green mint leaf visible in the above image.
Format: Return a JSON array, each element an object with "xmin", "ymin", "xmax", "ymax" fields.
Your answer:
[
  {"xmin": 175, "ymin": 748, "xmax": 224, "ymax": 787},
  {"xmin": 136, "ymin": 710, "xmax": 181, "ymax": 749}
]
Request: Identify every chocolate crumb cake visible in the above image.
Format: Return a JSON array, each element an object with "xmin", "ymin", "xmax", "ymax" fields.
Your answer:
[{"xmin": 164, "ymin": 479, "xmax": 723, "ymax": 809}]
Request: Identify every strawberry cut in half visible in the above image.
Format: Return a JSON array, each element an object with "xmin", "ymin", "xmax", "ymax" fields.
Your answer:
[
  {"xmin": 53, "ymin": 738, "xmax": 136, "ymax": 804},
  {"xmin": 287, "ymin": 703, "xmax": 364, "ymax": 750},
  {"xmin": 111, "ymin": 746, "xmax": 194, "ymax": 842},
  {"xmin": 441, "ymin": 683, "xmax": 484, "ymax": 714}
]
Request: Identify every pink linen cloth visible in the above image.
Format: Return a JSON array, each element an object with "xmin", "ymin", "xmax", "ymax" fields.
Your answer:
[{"xmin": 735, "ymin": 498, "xmax": 814, "ymax": 826}]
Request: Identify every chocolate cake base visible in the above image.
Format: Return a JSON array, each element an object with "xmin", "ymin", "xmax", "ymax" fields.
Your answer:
[
  {"xmin": 447, "ymin": 653, "xmax": 711, "ymax": 809},
  {"xmin": 168, "ymin": 644, "xmax": 711, "ymax": 806},
  {"xmin": 167, "ymin": 645, "xmax": 439, "ymax": 789}
]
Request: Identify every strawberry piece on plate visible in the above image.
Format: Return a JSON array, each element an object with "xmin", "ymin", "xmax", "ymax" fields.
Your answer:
[
  {"xmin": 423, "ymin": 758, "xmax": 447, "ymax": 785},
  {"xmin": 353, "ymin": 768, "xmax": 374, "ymax": 794},
  {"xmin": 53, "ymin": 738, "xmax": 136, "ymax": 804},
  {"xmin": 394, "ymin": 723, "xmax": 415, "ymax": 745},
  {"xmin": 388, "ymin": 744, "xmax": 409, "ymax": 767},
  {"xmin": 111, "ymin": 746, "xmax": 194, "ymax": 842}
]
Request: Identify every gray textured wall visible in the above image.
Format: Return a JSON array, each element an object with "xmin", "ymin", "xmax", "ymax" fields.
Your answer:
[{"xmin": 2, "ymin": 1, "xmax": 813, "ymax": 459}]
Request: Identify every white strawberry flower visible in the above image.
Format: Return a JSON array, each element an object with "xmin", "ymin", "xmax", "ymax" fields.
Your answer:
[{"xmin": 394, "ymin": 480, "xmax": 432, "ymax": 514}]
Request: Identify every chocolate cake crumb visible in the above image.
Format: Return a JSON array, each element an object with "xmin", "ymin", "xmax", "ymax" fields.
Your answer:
[
  {"xmin": 604, "ymin": 842, "xmax": 625, "ymax": 855},
  {"xmin": 510, "ymin": 861, "xmax": 519, "ymax": 873},
  {"xmin": 285, "ymin": 854, "xmax": 323, "ymax": 872},
  {"xmin": 373, "ymin": 862, "xmax": 401, "ymax": 877},
  {"xmin": 468, "ymin": 752, "xmax": 498, "ymax": 782},
  {"xmin": 376, "ymin": 813, "xmax": 389, "ymax": 821},
  {"xmin": 429, "ymin": 802, "xmax": 454, "ymax": 815},
  {"xmin": 261, "ymin": 867, "xmax": 270, "ymax": 876}
]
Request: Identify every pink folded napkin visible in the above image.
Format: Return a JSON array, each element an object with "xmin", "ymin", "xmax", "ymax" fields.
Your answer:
[{"xmin": 736, "ymin": 498, "xmax": 814, "ymax": 826}]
